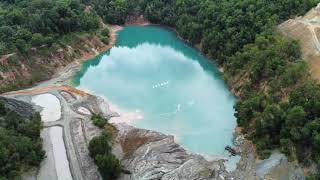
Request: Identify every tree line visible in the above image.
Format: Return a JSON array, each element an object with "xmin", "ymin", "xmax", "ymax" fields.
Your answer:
[
  {"xmin": 0, "ymin": 103, "xmax": 44, "ymax": 179},
  {"xmin": 83, "ymin": 0, "xmax": 320, "ymax": 176},
  {"xmin": 0, "ymin": 0, "xmax": 100, "ymax": 55}
]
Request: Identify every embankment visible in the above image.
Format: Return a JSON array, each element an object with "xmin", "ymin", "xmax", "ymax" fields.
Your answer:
[{"xmin": 0, "ymin": 26, "xmax": 121, "ymax": 93}]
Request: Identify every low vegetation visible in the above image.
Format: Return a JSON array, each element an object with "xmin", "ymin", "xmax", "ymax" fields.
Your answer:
[
  {"xmin": 100, "ymin": 28, "xmax": 110, "ymax": 45},
  {"xmin": 91, "ymin": 113, "xmax": 108, "ymax": 128},
  {"xmin": 0, "ymin": 103, "xmax": 44, "ymax": 179},
  {"xmin": 89, "ymin": 115, "xmax": 123, "ymax": 180}
]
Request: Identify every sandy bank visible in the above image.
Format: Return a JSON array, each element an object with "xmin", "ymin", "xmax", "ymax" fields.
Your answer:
[{"xmin": 98, "ymin": 95, "xmax": 143, "ymax": 124}]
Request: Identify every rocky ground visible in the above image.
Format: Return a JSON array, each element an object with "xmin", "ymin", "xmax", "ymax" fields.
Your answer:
[{"xmin": 113, "ymin": 123, "xmax": 230, "ymax": 180}]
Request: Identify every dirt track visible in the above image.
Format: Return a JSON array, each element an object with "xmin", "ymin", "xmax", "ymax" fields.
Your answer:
[
  {"xmin": 3, "ymin": 85, "xmax": 88, "ymax": 97},
  {"xmin": 5, "ymin": 87, "xmax": 112, "ymax": 180}
]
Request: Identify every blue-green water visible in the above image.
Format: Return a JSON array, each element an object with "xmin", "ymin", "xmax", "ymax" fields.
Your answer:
[{"xmin": 73, "ymin": 26, "xmax": 239, "ymax": 169}]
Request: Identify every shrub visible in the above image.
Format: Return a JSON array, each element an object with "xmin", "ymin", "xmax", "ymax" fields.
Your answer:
[
  {"xmin": 101, "ymin": 36, "xmax": 109, "ymax": 44},
  {"xmin": 91, "ymin": 114, "xmax": 108, "ymax": 128},
  {"xmin": 31, "ymin": 33, "xmax": 46, "ymax": 47},
  {"xmin": 89, "ymin": 133, "xmax": 122, "ymax": 180},
  {"xmin": 95, "ymin": 153, "xmax": 121, "ymax": 180},
  {"xmin": 89, "ymin": 133, "xmax": 111, "ymax": 157},
  {"xmin": 101, "ymin": 28, "xmax": 110, "ymax": 37}
]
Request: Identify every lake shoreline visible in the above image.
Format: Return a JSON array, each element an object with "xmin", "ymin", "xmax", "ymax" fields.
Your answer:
[
  {"xmin": 31, "ymin": 22, "xmax": 245, "ymax": 167},
  {"xmin": 71, "ymin": 25, "xmax": 242, "ymax": 170},
  {"xmin": 58, "ymin": 24, "xmax": 303, "ymax": 179},
  {"xmin": 1, "ymin": 22, "xmax": 305, "ymax": 179},
  {"xmin": 3, "ymin": 87, "xmax": 240, "ymax": 179}
]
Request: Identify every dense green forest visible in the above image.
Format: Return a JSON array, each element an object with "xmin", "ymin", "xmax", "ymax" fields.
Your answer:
[
  {"xmin": 230, "ymin": 31, "xmax": 320, "ymax": 163},
  {"xmin": 83, "ymin": 0, "xmax": 320, "ymax": 175},
  {"xmin": 0, "ymin": 103, "xmax": 44, "ymax": 179},
  {"xmin": 0, "ymin": 0, "xmax": 100, "ymax": 55},
  {"xmin": 84, "ymin": 0, "xmax": 315, "ymax": 63}
]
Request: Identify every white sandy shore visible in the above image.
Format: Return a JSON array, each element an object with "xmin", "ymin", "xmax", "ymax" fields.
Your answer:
[
  {"xmin": 76, "ymin": 87, "xmax": 143, "ymax": 124},
  {"xmin": 99, "ymin": 95, "xmax": 143, "ymax": 124}
]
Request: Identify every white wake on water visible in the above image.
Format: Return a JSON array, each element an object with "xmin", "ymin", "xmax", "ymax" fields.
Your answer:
[{"xmin": 152, "ymin": 80, "xmax": 169, "ymax": 89}]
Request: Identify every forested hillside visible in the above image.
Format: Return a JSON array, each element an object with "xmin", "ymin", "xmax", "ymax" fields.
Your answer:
[
  {"xmin": 0, "ymin": 0, "xmax": 111, "ymax": 93},
  {"xmin": 84, "ymin": 0, "xmax": 314, "ymax": 62},
  {"xmin": 0, "ymin": 0, "xmax": 100, "ymax": 55}
]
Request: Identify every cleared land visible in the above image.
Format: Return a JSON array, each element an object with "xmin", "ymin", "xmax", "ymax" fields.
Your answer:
[{"xmin": 279, "ymin": 4, "xmax": 320, "ymax": 80}]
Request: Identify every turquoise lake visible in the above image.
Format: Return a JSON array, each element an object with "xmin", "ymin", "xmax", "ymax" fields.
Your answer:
[{"xmin": 73, "ymin": 25, "xmax": 239, "ymax": 169}]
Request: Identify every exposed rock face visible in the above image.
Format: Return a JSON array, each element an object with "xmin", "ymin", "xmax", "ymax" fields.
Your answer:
[
  {"xmin": 233, "ymin": 140, "xmax": 305, "ymax": 180},
  {"xmin": 255, "ymin": 153, "xmax": 305, "ymax": 180},
  {"xmin": 113, "ymin": 123, "xmax": 231, "ymax": 180},
  {"xmin": 0, "ymin": 96, "xmax": 35, "ymax": 117}
]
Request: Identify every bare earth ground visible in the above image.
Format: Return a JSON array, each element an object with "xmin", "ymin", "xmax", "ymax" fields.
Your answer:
[{"xmin": 279, "ymin": 3, "xmax": 320, "ymax": 81}]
